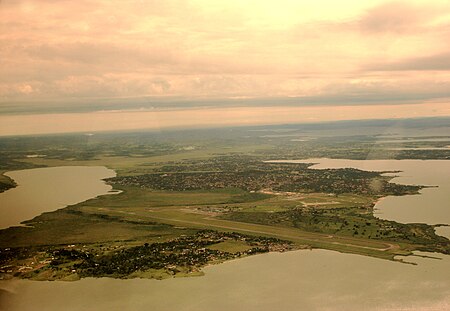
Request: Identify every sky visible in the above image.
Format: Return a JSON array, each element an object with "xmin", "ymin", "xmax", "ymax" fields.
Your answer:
[{"xmin": 0, "ymin": 0, "xmax": 449, "ymax": 135}]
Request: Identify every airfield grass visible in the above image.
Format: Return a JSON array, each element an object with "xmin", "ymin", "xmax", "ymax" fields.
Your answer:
[
  {"xmin": 0, "ymin": 206, "xmax": 196, "ymax": 248},
  {"xmin": 68, "ymin": 187, "xmax": 410, "ymax": 261},
  {"xmin": 207, "ymin": 240, "xmax": 254, "ymax": 253},
  {"xmin": 0, "ymin": 183, "xmax": 411, "ymax": 261}
]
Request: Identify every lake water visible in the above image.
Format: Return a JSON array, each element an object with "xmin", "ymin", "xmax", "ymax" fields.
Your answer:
[
  {"xmin": 0, "ymin": 166, "xmax": 117, "ymax": 229},
  {"xmin": 0, "ymin": 163, "xmax": 449, "ymax": 310},
  {"xmin": 376, "ymin": 137, "xmax": 450, "ymax": 143},
  {"xmin": 1, "ymin": 249, "xmax": 449, "ymax": 311},
  {"xmin": 268, "ymin": 158, "xmax": 450, "ymax": 239},
  {"xmin": 385, "ymin": 147, "xmax": 450, "ymax": 150}
]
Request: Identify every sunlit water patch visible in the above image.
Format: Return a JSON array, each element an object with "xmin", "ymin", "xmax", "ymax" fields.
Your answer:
[
  {"xmin": 1, "ymin": 249, "xmax": 449, "ymax": 311},
  {"xmin": 0, "ymin": 166, "xmax": 117, "ymax": 229}
]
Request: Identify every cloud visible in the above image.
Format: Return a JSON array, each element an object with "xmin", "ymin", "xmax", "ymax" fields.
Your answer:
[
  {"xmin": 0, "ymin": 0, "xmax": 449, "ymax": 114},
  {"xmin": 365, "ymin": 52, "xmax": 450, "ymax": 71},
  {"xmin": 358, "ymin": 3, "xmax": 417, "ymax": 34},
  {"xmin": 357, "ymin": 1, "xmax": 446, "ymax": 34}
]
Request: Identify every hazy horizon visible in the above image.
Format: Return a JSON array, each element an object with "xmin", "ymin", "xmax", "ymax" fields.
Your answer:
[{"xmin": 1, "ymin": 0, "xmax": 449, "ymax": 135}]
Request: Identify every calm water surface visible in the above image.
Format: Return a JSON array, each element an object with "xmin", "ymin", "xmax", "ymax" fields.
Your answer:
[
  {"xmin": 0, "ymin": 166, "xmax": 116, "ymax": 229},
  {"xmin": 376, "ymin": 138, "xmax": 450, "ymax": 143},
  {"xmin": 1, "ymin": 250, "xmax": 449, "ymax": 311}
]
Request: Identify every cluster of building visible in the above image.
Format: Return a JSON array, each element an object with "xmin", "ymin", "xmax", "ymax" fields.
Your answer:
[
  {"xmin": 47, "ymin": 230, "xmax": 293, "ymax": 278},
  {"xmin": 110, "ymin": 159, "xmax": 420, "ymax": 196}
]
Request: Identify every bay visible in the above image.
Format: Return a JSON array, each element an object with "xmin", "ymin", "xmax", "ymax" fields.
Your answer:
[
  {"xmin": 1, "ymin": 249, "xmax": 449, "ymax": 311},
  {"xmin": 0, "ymin": 166, "xmax": 117, "ymax": 229}
]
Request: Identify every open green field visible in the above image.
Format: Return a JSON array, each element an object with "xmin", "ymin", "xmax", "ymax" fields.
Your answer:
[
  {"xmin": 5, "ymin": 185, "xmax": 427, "ymax": 262},
  {"xmin": 207, "ymin": 240, "xmax": 254, "ymax": 253}
]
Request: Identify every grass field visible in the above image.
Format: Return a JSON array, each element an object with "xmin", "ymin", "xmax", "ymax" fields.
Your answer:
[
  {"xmin": 2, "ymin": 177, "xmax": 442, "ymax": 267},
  {"xmin": 207, "ymin": 240, "xmax": 254, "ymax": 253},
  {"xmin": 48, "ymin": 186, "xmax": 417, "ymax": 261}
]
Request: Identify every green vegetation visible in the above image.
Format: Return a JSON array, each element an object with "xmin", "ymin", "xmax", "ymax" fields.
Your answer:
[
  {"xmin": 1, "ymin": 230, "xmax": 292, "ymax": 281},
  {"xmin": 0, "ymin": 174, "xmax": 16, "ymax": 193},
  {"xmin": 1, "ymin": 120, "xmax": 449, "ymax": 281}
]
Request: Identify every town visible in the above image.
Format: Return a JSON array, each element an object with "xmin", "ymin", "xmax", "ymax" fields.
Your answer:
[
  {"xmin": 109, "ymin": 157, "xmax": 422, "ymax": 195},
  {"xmin": 1, "ymin": 230, "xmax": 294, "ymax": 280}
]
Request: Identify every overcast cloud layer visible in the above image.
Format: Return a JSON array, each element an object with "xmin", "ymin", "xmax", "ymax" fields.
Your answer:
[{"xmin": 1, "ymin": 0, "xmax": 449, "ymax": 113}]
